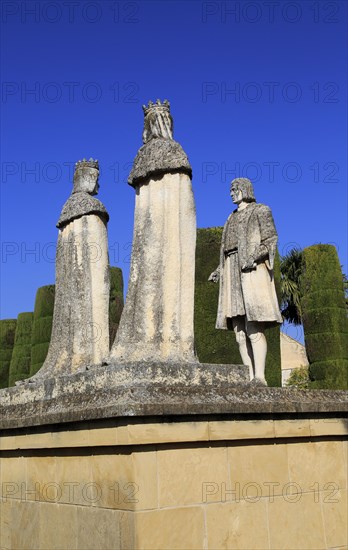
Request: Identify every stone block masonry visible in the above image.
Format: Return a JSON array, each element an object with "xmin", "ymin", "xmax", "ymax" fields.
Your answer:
[{"xmin": 0, "ymin": 364, "xmax": 347, "ymax": 549}]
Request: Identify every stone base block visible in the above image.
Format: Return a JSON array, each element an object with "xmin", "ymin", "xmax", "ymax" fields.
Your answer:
[
  {"xmin": 0, "ymin": 362, "xmax": 248, "ymax": 429},
  {"xmin": 0, "ymin": 414, "xmax": 347, "ymax": 549},
  {"xmin": 0, "ymin": 360, "xmax": 347, "ymax": 549},
  {"xmin": 0, "ymin": 361, "xmax": 347, "ymax": 430}
]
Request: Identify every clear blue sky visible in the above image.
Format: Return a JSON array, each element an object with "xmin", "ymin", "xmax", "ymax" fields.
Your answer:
[{"xmin": 1, "ymin": 1, "xmax": 347, "ymax": 342}]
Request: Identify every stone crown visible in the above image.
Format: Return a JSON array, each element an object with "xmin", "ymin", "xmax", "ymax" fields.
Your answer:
[
  {"xmin": 75, "ymin": 158, "xmax": 99, "ymax": 170},
  {"xmin": 142, "ymin": 99, "xmax": 170, "ymax": 117}
]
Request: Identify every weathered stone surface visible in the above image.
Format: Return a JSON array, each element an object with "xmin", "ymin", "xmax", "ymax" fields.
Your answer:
[
  {"xmin": 209, "ymin": 177, "xmax": 283, "ymax": 385},
  {"xmin": 212, "ymin": 180, "xmax": 282, "ymax": 327},
  {"xmin": 111, "ymin": 172, "xmax": 197, "ymax": 363},
  {"xmin": 215, "ymin": 202, "xmax": 281, "ymax": 325},
  {"xmin": 111, "ymin": 100, "xmax": 196, "ymax": 363},
  {"xmin": 128, "ymin": 138, "xmax": 192, "ymax": 187},
  {"xmin": 0, "ymin": 361, "xmax": 347, "ymax": 430},
  {"xmin": 57, "ymin": 192, "xmax": 109, "ymax": 229},
  {"xmin": 23, "ymin": 160, "xmax": 110, "ymax": 382},
  {"xmin": 128, "ymin": 98, "xmax": 192, "ymax": 187}
]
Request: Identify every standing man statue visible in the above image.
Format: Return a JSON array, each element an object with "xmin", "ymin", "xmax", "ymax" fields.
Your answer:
[{"xmin": 209, "ymin": 178, "xmax": 282, "ymax": 385}]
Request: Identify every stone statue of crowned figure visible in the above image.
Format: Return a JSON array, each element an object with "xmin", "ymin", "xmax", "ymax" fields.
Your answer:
[
  {"xmin": 209, "ymin": 177, "xmax": 283, "ymax": 386},
  {"xmin": 22, "ymin": 158, "xmax": 110, "ymax": 382},
  {"xmin": 109, "ymin": 99, "xmax": 197, "ymax": 364}
]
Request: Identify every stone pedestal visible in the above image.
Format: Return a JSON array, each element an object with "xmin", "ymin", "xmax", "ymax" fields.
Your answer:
[
  {"xmin": 0, "ymin": 362, "xmax": 249, "ymax": 428},
  {"xmin": 0, "ymin": 375, "xmax": 347, "ymax": 549}
]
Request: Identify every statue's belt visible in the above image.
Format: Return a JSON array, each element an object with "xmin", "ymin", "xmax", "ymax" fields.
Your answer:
[{"xmin": 224, "ymin": 248, "xmax": 238, "ymax": 257}]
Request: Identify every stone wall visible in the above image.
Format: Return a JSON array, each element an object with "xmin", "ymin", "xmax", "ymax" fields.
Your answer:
[
  {"xmin": 280, "ymin": 332, "xmax": 309, "ymax": 386},
  {"xmin": 1, "ymin": 414, "xmax": 347, "ymax": 549}
]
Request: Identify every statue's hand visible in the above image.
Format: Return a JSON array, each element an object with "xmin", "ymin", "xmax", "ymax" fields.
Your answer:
[
  {"xmin": 208, "ymin": 269, "xmax": 220, "ymax": 283},
  {"xmin": 241, "ymin": 257, "xmax": 257, "ymax": 271}
]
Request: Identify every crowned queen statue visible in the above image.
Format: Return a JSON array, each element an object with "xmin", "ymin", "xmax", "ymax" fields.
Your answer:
[{"xmin": 26, "ymin": 159, "xmax": 110, "ymax": 381}]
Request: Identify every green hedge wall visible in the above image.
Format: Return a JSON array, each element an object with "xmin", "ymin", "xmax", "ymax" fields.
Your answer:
[
  {"xmin": 195, "ymin": 227, "xmax": 241, "ymax": 365},
  {"xmin": 30, "ymin": 285, "xmax": 55, "ymax": 376},
  {"xmin": 265, "ymin": 250, "xmax": 282, "ymax": 387},
  {"xmin": 3, "ymin": 272, "xmax": 124, "ymax": 385},
  {"xmin": 109, "ymin": 266, "xmax": 124, "ymax": 346},
  {"xmin": 9, "ymin": 312, "xmax": 34, "ymax": 386},
  {"xmin": 300, "ymin": 245, "xmax": 348, "ymax": 389},
  {"xmin": 195, "ymin": 228, "xmax": 281, "ymax": 386},
  {"xmin": 0, "ymin": 319, "xmax": 17, "ymax": 389}
]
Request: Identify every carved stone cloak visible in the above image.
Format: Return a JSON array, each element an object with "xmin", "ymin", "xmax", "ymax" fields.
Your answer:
[
  {"xmin": 110, "ymin": 137, "xmax": 197, "ymax": 363},
  {"xmin": 32, "ymin": 192, "xmax": 110, "ymax": 378},
  {"xmin": 216, "ymin": 202, "xmax": 283, "ymax": 328}
]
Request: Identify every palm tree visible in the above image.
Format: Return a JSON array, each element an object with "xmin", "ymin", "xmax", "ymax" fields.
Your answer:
[{"xmin": 280, "ymin": 248, "xmax": 303, "ymax": 325}]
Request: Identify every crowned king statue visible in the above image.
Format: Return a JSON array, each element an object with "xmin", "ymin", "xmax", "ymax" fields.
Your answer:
[{"xmin": 110, "ymin": 100, "xmax": 197, "ymax": 363}]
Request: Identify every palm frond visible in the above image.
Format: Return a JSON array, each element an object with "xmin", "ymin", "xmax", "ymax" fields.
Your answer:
[{"xmin": 280, "ymin": 248, "xmax": 303, "ymax": 325}]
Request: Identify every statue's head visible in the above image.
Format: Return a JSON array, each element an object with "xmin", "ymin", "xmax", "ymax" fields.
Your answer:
[
  {"xmin": 142, "ymin": 99, "xmax": 173, "ymax": 143},
  {"xmin": 73, "ymin": 158, "xmax": 99, "ymax": 195},
  {"xmin": 230, "ymin": 177, "xmax": 256, "ymax": 204}
]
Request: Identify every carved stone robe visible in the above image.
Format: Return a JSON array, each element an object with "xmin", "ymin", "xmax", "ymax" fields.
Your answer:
[
  {"xmin": 31, "ymin": 192, "xmax": 110, "ymax": 379},
  {"xmin": 110, "ymin": 137, "xmax": 197, "ymax": 363},
  {"xmin": 216, "ymin": 202, "xmax": 283, "ymax": 328}
]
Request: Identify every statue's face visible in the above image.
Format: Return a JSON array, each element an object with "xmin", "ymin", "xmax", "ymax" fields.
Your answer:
[
  {"xmin": 85, "ymin": 168, "xmax": 99, "ymax": 195},
  {"xmin": 230, "ymin": 184, "xmax": 243, "ymax": 204},
  {"xmin": 74, "ymin": 168, "xmax": 99, "ymax": 195},
  {"xmin": 142, "ymin": 111, "xmax": 173, "ymax": 143}
]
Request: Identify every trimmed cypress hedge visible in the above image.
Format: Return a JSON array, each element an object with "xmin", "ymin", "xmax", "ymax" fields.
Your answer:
[
  {"xmin": 0, "ymin": 319, "xmax": 17, "ymax": 389},
  {"xmin": 265, "ymin": 251, "xmax": 282, "ymax": 387},
  {"xmin": 30, "ymin": 285, "xmax": 55, "ymax": 376},
  {"xmin": 302, "ymin": 308, "xmax": 347, "ymax": 335},
  {"xmin": 195, "ymin": 227, "xmax": 241, "ymax": 365},
  {"xmin": 109, "ymin": 266, "xmax": 124, "ymax": 346},
  {"xmin": 194, "ymin": 228, "xmax": 282, "ymax": 386},
  {"xmin": 9, "ymin": 312, "xmax": 33, "ymax": 386},
  {"xmin": 300, "ymin": 245, "xmax": 348, "ymax": 389},
  {"xmin": 301, "ymin": 289, "xmax": 346, "ymax": 310}
]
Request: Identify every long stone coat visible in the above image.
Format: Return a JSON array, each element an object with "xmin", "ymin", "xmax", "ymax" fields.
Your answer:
[
  {"xmin": 216, "ymin": 202, "xmax": 283, "ymax": 328},
  {"xmin": 110, "ymin": 137, "xmax": 197, "ymax": 363},
  {"xmin": 31, "ymin": 192, "xmax": 110, "ymax": 379}
]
